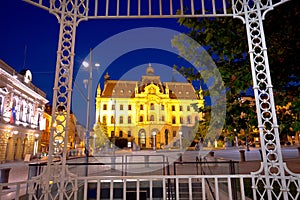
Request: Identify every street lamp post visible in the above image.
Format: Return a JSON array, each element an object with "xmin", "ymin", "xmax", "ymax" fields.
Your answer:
[
  {"xmin": 234, "ymin": 129, "xmax": 239, "ymax": 148},
  {"xmin": 179, "ymin": 131, "xmax": 183, "ymax": 151},
  {"xmin": 82, "ymin": 48, "xmax": 100, "ymax": 176},
  {"xmin": 152, "ymin": 131, "xmax": 156, "ymax": 150},
  {"xmin": 110, "ymin": 99, "xmax": 116, "ymax": 156}
]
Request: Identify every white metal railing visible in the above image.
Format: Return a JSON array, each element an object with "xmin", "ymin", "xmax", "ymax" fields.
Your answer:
[{"xmin": 1, "ymin": 173, "xmax": 300, "ymax": 200}]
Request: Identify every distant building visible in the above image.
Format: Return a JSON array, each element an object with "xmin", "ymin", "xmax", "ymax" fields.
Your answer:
[
  {"xmin": 94, "ymin": 64, "xmax": 204, "ymax": 149},
  {"xmin": 42, "ymin": 104, "xmax": 83, "ymax": 155},
  {"xmin": 0, "ymin": 59, "xmax": 48, "ymax": 163}
]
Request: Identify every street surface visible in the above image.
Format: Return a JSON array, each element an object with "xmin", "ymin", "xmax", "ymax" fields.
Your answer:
[{"xmin": 0, "ymin": 146, "xmax": 299, "ymax": 199}]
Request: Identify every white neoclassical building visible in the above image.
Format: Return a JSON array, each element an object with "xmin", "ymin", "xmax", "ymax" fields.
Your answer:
[{"xmin": 0, "ymin": 59, "xmax": 49, "ymax": 163}]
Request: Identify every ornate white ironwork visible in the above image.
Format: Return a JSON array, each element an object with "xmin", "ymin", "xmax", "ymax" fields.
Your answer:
[
  {"xmin": 22, "ymin": 0, "xmax": 297, "ymax": 199},
  {"xmin": 232, "ymin": 1, "xmax": 297, "ymax": 199}
]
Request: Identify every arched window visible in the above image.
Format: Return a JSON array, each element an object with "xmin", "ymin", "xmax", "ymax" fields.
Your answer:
[
  {"xmin": 139, "ymin": 115, "xmax": 143, "ymax": 122},
  {"xmin": 150, "ymin": 103, "xmax": 154, "ymax": 110},
  {"xmin": 111, "ymin": 116, "xmax": 115, "ymax": 124},
  {"xmin": 172, "ymin": 116, "xmax": 176, "ymax": 124},
  {"xmin": 187, "ymin": 116, "xmax": 191, "ymax": 124},
  {"xmin": 103, "ymin": 104, "xmax": 107, "ymax": 110},
  {"xmin": 140, "ymin": 104, "xmax": 144, "ymax": 110},
  {"xmin": 187, "ymin": 106, "xmax": 190, "ymax": 111},
  {"xmin": 102, "ymin": 116, "xmax": 107, "ymax": 123},
  {"xmin": 172, "ymin": 105, "xmax": 175, "ymax": 111},
  {"xmin": 150, "ymin": 115, "xmax": 154, "ymax": 121}
]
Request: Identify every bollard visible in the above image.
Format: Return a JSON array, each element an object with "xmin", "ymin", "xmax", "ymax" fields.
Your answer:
[
  {"xmin": 239, "ymin": 150, "xmax": 246, "ymax": 162},
  {"xmin": 178, "ymin": 153, "xmax": 183, "ymax": 163},
  {"xmin": 0, "ymin": 168, "xmax": 11, "ymax": 189}
]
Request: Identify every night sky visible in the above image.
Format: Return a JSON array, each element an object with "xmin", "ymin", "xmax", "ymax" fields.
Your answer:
[{"xmin": 1, "ymin": 1, "xmax": 202, "ymax": 125}]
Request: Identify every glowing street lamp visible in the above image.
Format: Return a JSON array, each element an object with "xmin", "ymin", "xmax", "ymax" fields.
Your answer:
[
  {"xmin": 152, "ymin": 131, "xmax": 156, "ymax": 150},
  {"xmin": 83, "ymin": 48, "xmax": 100, "ymax": 176},
  {"xmin": 179, "ymin": 131, "xmax": 183, "ymax": 151}
]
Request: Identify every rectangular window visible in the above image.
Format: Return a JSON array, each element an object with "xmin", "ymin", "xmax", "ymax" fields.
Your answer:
[
  {"xmin": 172, "ymin": 105, "xmax": 175, "ymax": 111},
  {"xmin": 172, "ymin": 116, "xmax": 176, "ymax": 124},
  {"xmin": 112, "ymin": 104, "xmax": 115, "ymax": 110},
  {"xmin": 111, "ymin": 131, "xmax": 115, "ymax": 138},
  {"xmin": 128, "ymin": 131, "xmax": 132, "ymax": 137},
  {"xmin": 120, "ymin": 104, "xmax": 123, "ymax": 110},
  {"xmin": 179, "ymin": 106, "xmax": 183, "ymax": 111},
  {"xmin": 103, "ymin": 104, "xmax": 107, "ymax": 110},
  {"xmin": 128, "ymin": 105, "xmax": 132, "ymax": 110},
  {"xmin": 187, "ymin": 106, "xmax": 190, "ymax": 111}
]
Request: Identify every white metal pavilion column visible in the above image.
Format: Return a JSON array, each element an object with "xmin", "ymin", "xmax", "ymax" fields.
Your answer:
[
  {"xmin": 232, "ymin": 1, "xmax": 299, "ymax": 199},
  {"xmin": 24, "ymin": 0, "xmax": 89, "ymax": 199},
  {"xmin": 23, "ymin": 0, "xmax": 298, "ymax": 199}
]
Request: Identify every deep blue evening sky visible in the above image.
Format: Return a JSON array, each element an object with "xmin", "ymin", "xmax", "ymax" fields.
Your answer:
[
  {"xmin": 0, "ymin": 1, "xmax": 191, "ymax": 98},
  {"xmin": 1, "ymin": 1, "xmax": 204, "ymax": 125}
]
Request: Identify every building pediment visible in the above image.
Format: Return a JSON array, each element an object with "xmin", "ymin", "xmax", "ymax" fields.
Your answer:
[{"xmin": 144, "ymin": 83, "xmax": 161, "ymax": 95}]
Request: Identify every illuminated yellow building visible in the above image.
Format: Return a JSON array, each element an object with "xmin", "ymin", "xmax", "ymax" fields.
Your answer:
[{"xmin": 94, "ymin": 64, "xmax": 204, "ymax": 150}]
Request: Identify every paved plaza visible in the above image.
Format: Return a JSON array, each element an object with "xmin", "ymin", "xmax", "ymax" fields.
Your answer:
[{"xmin": 0, "ymin": 146, "xmax": 299, "ymax": 199}]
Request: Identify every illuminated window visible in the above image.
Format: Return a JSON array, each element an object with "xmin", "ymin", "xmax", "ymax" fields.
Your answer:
[
  {"xmin": 150, "ymin": 103, "xmax": 154, "ymax": 110},
  {"xmin": 139, "ymin": 116, "xmax": 144, "ymax": 122},
  {"xmin": 187, "ymin": 106, "xmax": 190, "ymax": 111},
  {"xmin": 150, "ymin": 115, "xmax": 154, "ymax": 121},
  {"xmin": 111, "ymin": 116, "xmax": 115, "ymax": 124},
  {"xmin": 187, "ymin": 116, "xmax": 191, "ymax": 124},
  {"xmin": 172, "ymin": 105, "xmax": 175, "ymax": 111},
  {"xmin": 172, "ymin": 116, "xmax": 176, "ymax": 124}
]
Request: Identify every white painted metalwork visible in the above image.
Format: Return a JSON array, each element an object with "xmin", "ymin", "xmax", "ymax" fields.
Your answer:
[
  {"xmin": 2, "ymin": 173, "xmax": 300, "ymax": 199},
  {"xmin": 19, "ymin": 0, "xmax": 298, "ymax": 200}
]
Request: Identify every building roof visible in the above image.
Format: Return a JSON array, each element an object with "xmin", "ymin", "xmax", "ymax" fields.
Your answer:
[{"xmin": 100, "ymin": 64, "xmax": 199, "ymax": 100}]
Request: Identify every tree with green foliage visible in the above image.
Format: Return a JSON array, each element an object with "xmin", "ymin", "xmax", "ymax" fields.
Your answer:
[
  {"xmin": 93, "ymin": 121, "xmax": 110, "ymax": 151},
  {"xmin": 173, "ymin": 0, "xmax": 299, "ymax": 141}
]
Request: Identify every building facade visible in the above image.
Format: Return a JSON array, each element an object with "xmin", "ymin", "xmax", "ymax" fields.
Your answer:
[
  {"xmin": 0, "ymin": 59, "xmax": 48, "ymax": 163},
  {"xmin": 94, "ymin": 64, "xmax": 204, "ymax": 150}
]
